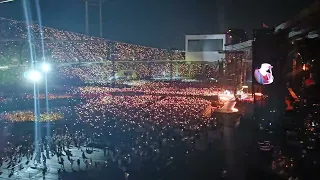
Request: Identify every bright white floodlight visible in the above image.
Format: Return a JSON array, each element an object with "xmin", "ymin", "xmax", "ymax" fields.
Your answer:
[
  {"xmin": 26, "ymin": 70, "xmax": 42, "ymax": 82},
  {"xmin": 41, "ymin": 63, "xmax": 50, "ymax": 73}
]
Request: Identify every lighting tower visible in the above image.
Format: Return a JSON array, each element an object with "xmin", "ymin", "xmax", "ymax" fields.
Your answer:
[
  {"xmin": 216, "ymin": 0, "xmax": 226, "ymax": 33},
  {"xmin": 83, "ymin": 0, "xmax": 105, "ymax": 37}
]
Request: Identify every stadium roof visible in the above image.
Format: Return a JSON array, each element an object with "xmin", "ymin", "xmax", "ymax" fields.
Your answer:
[
  {"xmin": 275, "ymin": 1, "xmax": 320, "ymax": 40},
  {"xmin": 225, "ymin": 40, "xmax": 252, "ymax": 51},
  {"xmin": 225, "ymin": 2, "xmax": 320, "ymax": 50}
]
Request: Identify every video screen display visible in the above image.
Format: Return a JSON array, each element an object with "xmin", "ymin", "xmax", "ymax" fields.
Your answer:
[{"xmin": 254, "ymin": 63, "xmax": 274, "ymax": 85}]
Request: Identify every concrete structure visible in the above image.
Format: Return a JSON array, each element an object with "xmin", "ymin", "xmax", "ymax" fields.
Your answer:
[{"xmin": 185, "ymin": 34, "xmax": 227, "ymax": 62}]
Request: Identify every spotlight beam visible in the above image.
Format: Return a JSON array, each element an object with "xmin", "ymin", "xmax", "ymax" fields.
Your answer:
[{"xmin": 41, "ymin": 62, "xmax": 50, "ymax": 73}]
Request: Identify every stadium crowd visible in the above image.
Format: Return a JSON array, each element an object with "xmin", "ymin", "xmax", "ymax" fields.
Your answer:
[
  {"xmin": 0, "ymin": 81, "xmax": 227, "ymax": 179},
  {"xmin": 0, "ymin": 110, "xmax": 63, "ymax": 122},
  {"xmin": 0, "ymin": 18, "xmax": 225, "ymax": 84},
  {"xmin": 75, "ymin": 82, "xmax": 225, "ymax": 97},
  {"xmin": 55, "ymin": 62, "xmax": 220, "ymax": 83},
  {"xmin": 0, "ymin": 17, "xmax": 184, "ymax": 63},
  {"xmin": 0, "ymin": 17, "xmax": 237, "ymax": 179}
]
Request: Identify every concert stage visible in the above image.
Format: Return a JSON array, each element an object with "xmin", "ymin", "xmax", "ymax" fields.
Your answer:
[{"xmin": 213, "ymin": 101, "xmax": 242, "ymax": 128}]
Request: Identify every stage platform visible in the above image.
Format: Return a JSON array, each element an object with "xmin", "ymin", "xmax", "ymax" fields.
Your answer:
[{"xmin": 213, "ymin": 101, "xmax": 242, "ymax": 127}]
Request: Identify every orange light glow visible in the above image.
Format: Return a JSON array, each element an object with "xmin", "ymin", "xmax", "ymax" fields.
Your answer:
[
  {"xmin": 231, "ymin": 108, "xmax": 239, "ymax": 112},
  {"xmin": 302, "ymin": 64, "xmax": 308, "ymax": 71},
  {"xmin": 288, "ymin": 88, "xmax": 299, "ymax": 102}
]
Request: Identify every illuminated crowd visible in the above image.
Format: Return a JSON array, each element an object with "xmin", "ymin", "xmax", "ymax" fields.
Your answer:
[
  {"xmin": 0, "ymin": 81, "xmax": 228, "ymax": 179},
  {"xmin": 75, "ymin": 81, "xmax": 225, "ymax": 97},
  {"xmin": 24, "ymin": 93, "xmax": 73, "ymax": 100},
  {"xmin": 0, "ymin": 110, "xmax": 63, "ymax": 122},
  {"xmin": 0, "ymin": 17, "xmax": 184, "ymax": 63},
  {"xmin": 0, "ymin": 17, "xmax": 238, "ymax": 179},
  {"xmin": 0, "ymin": 106, "xmax": 72, "ymax": 122},
  {"xmin": 55, "ymin": 62, "xmax": 220, "ymax": 83},
  {"xmin": 0, "ymin": 17, "xmax": 227, "ymax": 84}
]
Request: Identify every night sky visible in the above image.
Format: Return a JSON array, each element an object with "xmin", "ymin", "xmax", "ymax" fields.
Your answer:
[{"xmin": 0, "ymin": 0, "xmax": 314, "ymax": 49}]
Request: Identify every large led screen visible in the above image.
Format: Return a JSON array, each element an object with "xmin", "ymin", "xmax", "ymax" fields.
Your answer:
[{"xmin": 254, "ymin": 63, "xmax": 274, "ymax": 85}]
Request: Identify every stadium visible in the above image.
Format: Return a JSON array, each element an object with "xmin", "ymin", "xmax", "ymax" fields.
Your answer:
[
  {"xmin": 0, "ymin": 17, "xmax": 252, "ymax": 89},
  {"xmin": 1, "ymin": 0, "xmax": 320, "ymax": 179},
  {"xmin": 0, "ymin": 17, "xmax": 249, "ymax": 180}
]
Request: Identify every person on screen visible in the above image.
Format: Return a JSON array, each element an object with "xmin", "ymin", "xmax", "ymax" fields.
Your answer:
[{"xmin": 254, "ymin": 63, "xmax": 274, "ymax": 85}]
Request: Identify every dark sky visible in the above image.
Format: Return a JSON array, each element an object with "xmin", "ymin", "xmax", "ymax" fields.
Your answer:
[{"xmin": 0, "ymin": 0, "xmax": 314, "ymax": 49}]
